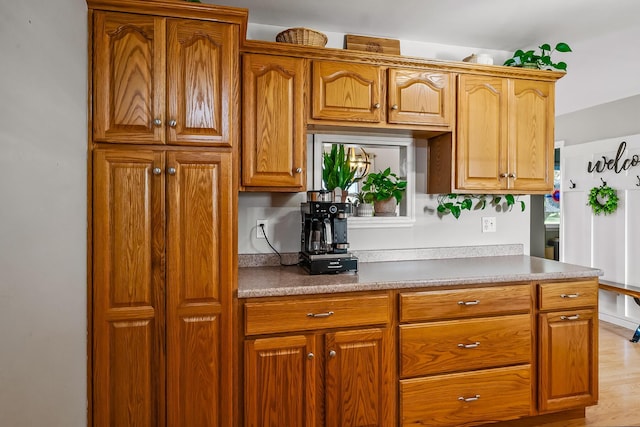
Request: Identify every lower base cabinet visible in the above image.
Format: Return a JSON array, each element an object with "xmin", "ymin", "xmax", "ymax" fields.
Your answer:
[
  {"xmin": 240, "ymin": 279, "xmax": 598, "ymax": 426},
  {"xmin": 244, "ymin": 328, "xmax": 393, "ymax": 427}
]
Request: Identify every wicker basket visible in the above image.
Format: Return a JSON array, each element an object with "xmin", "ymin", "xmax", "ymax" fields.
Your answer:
[{"xmin": 276, "ymin": 27, "xmax": 328, "ymax": 47}]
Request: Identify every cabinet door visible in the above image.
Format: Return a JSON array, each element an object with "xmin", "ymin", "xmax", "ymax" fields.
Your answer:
[
  {"xmin": 245, "ymin": 335, "xmax": 318, "ymax": 427},
  {"xmin": 456, "ymin": 75, "xmax": 508, "ymax": 191},
  {"xmin": 325, "ymin": 328, "xmax": 393, "ymax": 427},
  {"xmin": 167, "ymin": 19, "xmax": 235, "ymax": 146},
  {"xmin": 509, "ymin": 79, "xmax": 554, "ymax": 192},
  {"xmin": 312, "ymin": 61, "xmax": 382, "ymax": 122},
  {"xmin": 242, "ymin": 54, "xmax": 306, "ymax": 189},
  {"xmin": 92, "ymin": 148, "xmax": 166, "ymax": 427},
  {"xmin": 538, "ymin": 309, "xmax": 598, "ymax": 412},
  {"xmin": 166, "ymin": 151, "xmax": 234, "ymax": 426},
  {"xmin": 388, "ymin": 69, "xmax": 453, "ymax": 127},
  {"xmin": 93, "ymin": 12, "xmax": 165, "ymax": 144}
]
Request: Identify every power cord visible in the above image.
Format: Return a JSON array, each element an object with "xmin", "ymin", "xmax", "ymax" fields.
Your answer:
[{"xmin": 259, "ymin": 223, "xmax": 299, "ymax": 267}]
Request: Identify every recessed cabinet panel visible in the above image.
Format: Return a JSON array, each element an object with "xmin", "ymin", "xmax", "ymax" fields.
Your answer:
[
  {"xmin": 510, "ymin": 79, "xmax": 554, "ymax": 191},
  {"xmin": 456, "ymin": 75, "xmax": 507, "ymax": 191},
  {"xmin": 167, "ymin": 19, "xmax": 234, "ymax": 146},
  {"xmin": 312, "ymin": 61, "xmax": 382, "ymax": 122},
  {"xmin": 93, "ymin": 12, "xmax": 165, "ymax": 144},
  {"xmin": 388, "ymin": 69, "xmax": 452, "ymax": 127},
  {"xmin": 242, "ymin": 54, "xmax": 306, "ymax": 189},
  {"xmin": 92, "ymin": 149, "xmax": 165, "ymax": 427}
]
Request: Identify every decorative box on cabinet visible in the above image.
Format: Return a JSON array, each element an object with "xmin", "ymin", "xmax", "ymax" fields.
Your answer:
[
  {"xmin": 92, "ymin": 148, "xmax": 235, "ymax": 426},
  {"xmin": 398, "ymin": 284, "xmax": 534, "ymax": 427},
  {"xmin": 537, "ymin": 279, "xmax": 599, "ymax": 413},
  {"xmin": 428, "ymin": 73, "xmax": 559, "ymax": 195},
  {"xmin": 310, "ymin": 60, "xmax": 453, "ymax": 129},
  {"xmin": 241, "ymin": 53, "xmax": 306, "ymax": 190},
  {"xmin": 242, "ymin": 293, "xmax": 394, "ymax": 427},
  {"xmin": 92, "ymin": 11, "xmax": 236, "ymax": 146}
]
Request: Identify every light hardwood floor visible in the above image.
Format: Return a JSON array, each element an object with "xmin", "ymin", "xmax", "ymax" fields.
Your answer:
[{"xmin": 535, "ymin": 321, "xmax": 640, "ymax": 427}]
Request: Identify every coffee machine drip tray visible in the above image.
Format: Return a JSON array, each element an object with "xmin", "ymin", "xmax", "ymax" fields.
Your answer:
[{"xmin": 299, "ymin": 252, "xmax": 358, "ymax": 275}]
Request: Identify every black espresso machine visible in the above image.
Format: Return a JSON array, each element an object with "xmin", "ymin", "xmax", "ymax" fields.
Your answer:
[{"xmin": 299, "ymin": 192, "xmax": 358, "ymax": 274}]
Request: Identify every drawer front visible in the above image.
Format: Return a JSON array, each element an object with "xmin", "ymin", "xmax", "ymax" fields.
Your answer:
[
  {"xmin": 244, "ymin": 294, "xmax": 390, "ymax": 335},
  {"xmin": 400, "ymin": 314, "xmax": 531, "ymax": 377},
  {"xmin": 400, "ymin": 365, "xmax": 532, "ymax": 427},
  {"xmin": 400, "ymin": 285, "xmax": 531, "ymax": 322},
  {"xmin": 539, "ymin": 279, "xmax": 598, "ymax": 310}
]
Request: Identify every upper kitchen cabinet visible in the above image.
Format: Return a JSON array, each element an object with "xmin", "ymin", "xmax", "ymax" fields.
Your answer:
[
  {"xmin": 387, "ymin": 68, "xmax": 453, "ymax": 127},
  {"xmin": 310, "ymin": 60, "xmax": 453, "ymax": 130},
  {"xmin": 311, "ymin": 60, "xmax": 383, "ymax": 123},
  {"xmin": 92, "ymin": 11, "xmax": 236, "ymax": 146},
  {"xmin": 241, "ymin": 54, "xmax": 306, "ymax": 191},
  {"xmin": 429, "ymin": 74, "xmax": 555, "ymax": 194}
]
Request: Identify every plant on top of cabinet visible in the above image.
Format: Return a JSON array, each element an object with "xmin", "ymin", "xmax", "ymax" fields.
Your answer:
[
  {"xmin": 435, "ymin": 193, "xmax": 525, "ymax": 219},
  {"xmin": 504, "ymin": 42, "xmax": 572, "ymax": 71}
]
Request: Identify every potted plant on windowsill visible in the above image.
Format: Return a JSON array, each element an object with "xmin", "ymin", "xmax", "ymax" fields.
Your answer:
[
  {"xmin": 322, "ymin": 144, "xmax": 357, "ymax": 201},
  {"xmin": 360, "ymin": 167, "xmax": 407, "ymax": 216},
  {"xmin": 503, "ymin": 42, "xmax": 572, "ymax": 71}
]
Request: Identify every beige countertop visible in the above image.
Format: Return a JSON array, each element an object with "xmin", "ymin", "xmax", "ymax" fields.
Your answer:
[{"xmin": 238, "ymin": 255, "xmax": 602, "ymax": 298}]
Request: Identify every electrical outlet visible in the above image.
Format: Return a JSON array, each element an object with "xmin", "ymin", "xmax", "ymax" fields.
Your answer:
[
  {"xmin": 482, "ymin": 217, "xmax": 496, "ymax": 233},
  {"xmin": 256, "ymin": 219, "xmax": 268, "ymax": 239}
]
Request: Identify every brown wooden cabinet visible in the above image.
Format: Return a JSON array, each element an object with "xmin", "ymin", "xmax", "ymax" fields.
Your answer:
[
  {"xmin": 242, "ymin": 294, "xmax": 394, "ymax": 427},
  {"xmin": 310, "ymin": 60, "xmax": 453, "ymax": 129},
  {"xmin": 241, "ymin": 53, "xmax": 306, "ymax": 190},
  {"xmin": 92, "ymin": 148, "xmax": 235, "ymax": 427},
  {"xmin": 93, "ymin": 11, "xmax": 235, "ymax": 146},
  {"xmin": 454, "ymin": 74, "xmax": 554, "ymax": 193},
  {"xmin": 537, "ymin": 280, "xmax": 599, "ymax": 413},
  {"xmin": 398, "ymin": 284, "xmax": 534, "ymax": 427}
]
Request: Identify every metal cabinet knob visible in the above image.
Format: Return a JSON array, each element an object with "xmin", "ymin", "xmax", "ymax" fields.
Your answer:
[
  {"xmin": 152, "ymin": 167, "xmax": 162, "ymax": 175},
  {"xmin": 328, "ymin": 350, "xmax": 337, "ymax": 358},
  {"xmin": 373, "ymin": 103, "xmax": 381, "ymax": 109},
  {"xmin": 169, "ymin": 119, "xmax": 177, "ymax": 128},
  {"xmin": 391, "ymin": 104, "xmax": 399, "ymax": 110},
  {"xmin": 499, "ymin": 173, "xmax": 508, "ymax": 178},
  {"xmin": 307, "ymin": 353, "xmax": 315, "ymax": 360},
  {"xmin": 508, "ymin": 173, "xmax": 517, "ymax": 179},
  {"xmin": 167, "ymin": 167, "xmax": 176, "ymax": 175},
  {"xmin": 153, "ymin": 118, "xmax": 162, "ymax": 127},
  {"xmin": 295, "ymin": 167, "xmax": 303, "ymax": 174}
]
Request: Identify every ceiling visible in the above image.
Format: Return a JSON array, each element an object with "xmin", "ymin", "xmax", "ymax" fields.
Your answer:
[{"xmin": 210, "ymin": 0, "xmax": 640, "ymax": 51}]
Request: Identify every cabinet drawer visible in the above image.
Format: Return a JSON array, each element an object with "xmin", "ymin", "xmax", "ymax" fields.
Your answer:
[
  {"xmin": 400, "ymin": 285, "xmax": 531, "ymax": 322},
  {"xmin": 539, "ymin": 279, "xmax": 598, "ymax": 311},
  {"xmin": 400, "ymin": 314, "xmax": 531, "ymax": 378},
  {"xmin": 244, "ymin": 294, "xmax": 390, "ymax": 335},
  {"xmin": 400, "ymin": 365, "xmax": 532, "ymax": 427}
]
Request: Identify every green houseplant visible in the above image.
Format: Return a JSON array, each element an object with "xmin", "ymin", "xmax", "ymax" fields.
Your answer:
[
  {"xmin": 322, "ymin": 144, "xmax": 357, "ymax": 200},
  {"xmin": 436, "ymin": 193, "xmax": 525, "ymax": 219},
  {"xmin": 504, "ymin": 42, "xmax": 572, "ymax": 71},
  {"xmin": 361, "ymin": 167, "xmax": 407, "ymax": 216}
]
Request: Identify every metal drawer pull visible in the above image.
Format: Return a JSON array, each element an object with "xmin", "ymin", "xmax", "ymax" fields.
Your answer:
[
  {"xmin": 560, "ymin": 293, "xmax": 580, "ymax": 298},
  {"xmin": 458, "ymin": 342, "xmax": 480, "ymax": 349},
  {"xmin": 458, "ymin": 300, "xmax": 480, "ymax": 306},
  {"xmin": 458, "ymin": 395, "xmax": 480, "ymax": 402},
  {"xmin": 307, "ymin": 353, "xmax": 314, "ymax": 360},
  {"xmin": 307, "ymin": 311, "xmax": 334, "ymax": 318},
  {"xmin": 561, "ymin": 314, "xmax": 580, "ymax": 321}
]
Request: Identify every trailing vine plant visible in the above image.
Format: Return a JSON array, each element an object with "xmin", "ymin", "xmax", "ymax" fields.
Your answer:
[
  {"xmin": 436, "ymin": 194, "xmax": 526, "ymax": 219},
  {"xmin": 587, "ymin": 184, "xmax": 619, "ymax": 215}
]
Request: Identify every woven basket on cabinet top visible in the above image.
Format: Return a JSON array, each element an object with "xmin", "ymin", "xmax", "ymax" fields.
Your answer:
[{"xmin": 276, "ymin": 27, "xmax": 328, "ymax": 47}]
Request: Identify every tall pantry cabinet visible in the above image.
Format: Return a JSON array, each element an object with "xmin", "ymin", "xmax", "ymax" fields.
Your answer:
[{"xmin": 86, "ymin": 1, "xmax": 247, "ymax": 426}]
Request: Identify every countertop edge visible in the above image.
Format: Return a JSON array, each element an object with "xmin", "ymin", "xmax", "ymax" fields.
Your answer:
[{"xmin": 238, "ymin": 268, "xmax": 603, "ymax": 299}]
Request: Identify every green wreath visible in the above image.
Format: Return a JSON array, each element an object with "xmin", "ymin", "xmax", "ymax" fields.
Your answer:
[{"xmin": 587, "ymin": 185, "xmax": 619, "ymax": 215}]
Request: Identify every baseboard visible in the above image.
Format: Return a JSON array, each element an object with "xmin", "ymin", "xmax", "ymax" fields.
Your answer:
[{"xmin": 599, "ymin": 312, "xmax": 637, "ymax": 330}]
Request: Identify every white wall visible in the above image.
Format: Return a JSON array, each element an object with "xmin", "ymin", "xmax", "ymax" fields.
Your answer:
[{"xmin": 0, "ymin": 1, "xmax": 87, "ymax": 426}]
